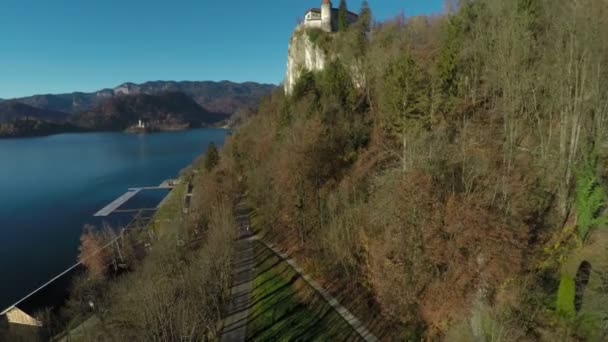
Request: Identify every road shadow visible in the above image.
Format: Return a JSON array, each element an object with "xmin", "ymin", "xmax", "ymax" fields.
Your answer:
[
  {"xmin": 246, "ymin": 208, "xmax": 400, "ymax": 340},
  {"xmin": 246, "ymin": 243, "xmax": 363, "ymax": 342}
]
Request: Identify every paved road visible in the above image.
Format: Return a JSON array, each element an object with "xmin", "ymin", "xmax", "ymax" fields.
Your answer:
[{"xmin": 221, "ymin": 202, "xmax": 255, "ymax": 342}]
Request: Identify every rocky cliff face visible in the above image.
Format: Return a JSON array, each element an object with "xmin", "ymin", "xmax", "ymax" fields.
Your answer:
[
  {"xmin": 285, "ymin": 29, "xmax": 329, "ymax": 94},
  {"xmin": 285, "ymin": 28, "xmax": 368, "ymax": 94}
]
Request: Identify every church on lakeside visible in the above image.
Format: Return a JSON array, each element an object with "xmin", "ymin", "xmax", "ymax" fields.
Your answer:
[{"xmin": 302, "ymin": 0, "xmax": 359, "ymax": 33}]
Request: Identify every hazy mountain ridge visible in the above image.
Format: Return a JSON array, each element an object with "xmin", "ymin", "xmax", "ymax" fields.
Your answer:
[
  {"xmin": 0, "ymin": 80, "xmax": 275, "ymax": 137},
  {"xmin": 11, "ymin": 81, "xmax": 275, "ymax": 115},
  {"xmin": 71, "ymin": 92, "xmax": 227, "ymax": 131}
]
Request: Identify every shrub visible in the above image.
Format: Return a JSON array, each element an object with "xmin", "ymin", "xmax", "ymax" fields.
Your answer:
[
  {"xmin": 78, "ymin": 225, "xmax": 112, "ymax": 280},
  {"xmin": 556, "ymin": 275, "xmax": 576, "ymax": 318},
  {"xmin": 575, "ymin": 158, "xmax": 608, "ymax": 241},
  {"xmin": 204, "ymin": 142, "xmax": 220, "ymax": 171}
]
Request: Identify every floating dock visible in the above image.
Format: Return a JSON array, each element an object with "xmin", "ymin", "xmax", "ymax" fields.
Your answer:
[
  {"xmin": 94, "ymin": 189, "xmax": 141, "ymax": 217},
  {"xmin": 94, "ymin": 179, "xmax": 178, "ymax": 217}
]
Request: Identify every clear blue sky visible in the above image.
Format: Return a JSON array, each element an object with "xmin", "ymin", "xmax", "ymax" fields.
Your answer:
[{"xmin": 0, "ymin": 0, "xmax": 445, "ymax": 98}]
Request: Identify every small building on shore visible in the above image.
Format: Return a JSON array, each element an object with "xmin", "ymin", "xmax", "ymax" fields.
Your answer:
[{"xmin": 1, "ymin": 306, "xmax": 42, "ymax": 341}]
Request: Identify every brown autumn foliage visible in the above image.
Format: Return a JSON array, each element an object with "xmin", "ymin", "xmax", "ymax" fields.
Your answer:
[
  {"xmin": 78, "ymin": 225, "xmax": 112, "ymax": 280},
  {"xmin": 226, "ymin": 0, "xmax": 608, "ymax": 339},
  {"xmin": 56, "ymin": 144, "xmax": 240, "ymax": 341},
  {"xmin": 53, "ymin": 0, "xmax": 608, "ymax": 340}
]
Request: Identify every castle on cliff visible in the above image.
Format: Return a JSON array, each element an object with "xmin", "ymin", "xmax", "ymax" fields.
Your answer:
[
  {"xmin": 285, "ymin": 1, "xmax": 361, "ymax": 94},
  {"xmin": 302, "ymin": 0, "xmax": 359, "ymax": 32}
]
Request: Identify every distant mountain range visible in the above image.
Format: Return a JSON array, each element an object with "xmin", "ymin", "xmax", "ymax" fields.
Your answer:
[
  {"xmin": 72, "ymin": 92, "xmax": 227, "ymax": 131},
  {"xmin": 0, "ymin": 81, "xmax": 275, "ymax": 138},
  {"xmin": 10, "ymin": 81, "xmax": 275, "ymax": 115}
]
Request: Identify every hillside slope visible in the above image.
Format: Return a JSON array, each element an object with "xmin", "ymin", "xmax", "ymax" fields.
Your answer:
[
  {"xmin": 0, "ymin": 119, "xmax": 80, "ymax": 138},
  {"xmin": 0, "ymin": 101, "xmax": 70, "ymax": 123},
  {"xmin": 71, "ymin": 92, "xmax": 225, "ymax": 131},
  {"xmin": 113, "ymin": 80, "xmax": 276, "ymax": 115},
  {"xmin": 225, "ymin": 1, "xmax": 608, "ymax": 340}
]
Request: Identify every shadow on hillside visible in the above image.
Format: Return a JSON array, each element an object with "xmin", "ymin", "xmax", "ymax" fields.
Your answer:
[
  {"xmin": 245, "ymin": 243, "xmax": 363, "ymax": 342},
  {"xmin": 246, "ymin": 208, "xmax": 398, "ymax": 340}
]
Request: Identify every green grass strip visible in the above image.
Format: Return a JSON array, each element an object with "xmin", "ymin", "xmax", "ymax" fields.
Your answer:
[{"xmin": 247, "ymin": 244, "xmax": 361, "ymax": 341}]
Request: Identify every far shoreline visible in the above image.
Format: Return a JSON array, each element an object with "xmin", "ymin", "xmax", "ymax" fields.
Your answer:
[{"xmin": 0, "ymin": 125, "xmax": 231, "ymax": 141}]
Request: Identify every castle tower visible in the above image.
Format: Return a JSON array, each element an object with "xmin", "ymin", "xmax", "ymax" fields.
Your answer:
[{"xmin": 321, "ymin": 0, "xmax": 332, "ymax": 32}]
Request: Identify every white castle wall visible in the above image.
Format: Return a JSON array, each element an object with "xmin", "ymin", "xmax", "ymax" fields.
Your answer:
[
  {"xmin": 303, "ymin": 19, "xmax": 323, "ymax": 29},
  {"xmin": 321, "ymin": 2, "xmax": 332, "ymax": 32}
]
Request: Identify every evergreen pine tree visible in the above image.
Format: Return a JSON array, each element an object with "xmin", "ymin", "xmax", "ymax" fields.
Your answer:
[
  {"xmin": 359, "ymin": 0, "xmax": 372, "ymax": 32},
  {"xmin": 204, "ymin": 142, "xmax": 220, "ymax": 171},
  {"xmin": 338, "ymin": 0, "xmax": 349, "ymax": 31}
]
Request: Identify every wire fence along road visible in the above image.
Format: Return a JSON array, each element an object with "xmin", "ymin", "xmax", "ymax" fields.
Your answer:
[{"xmin": 254, "ymin": 236, "xmax": 379, "ymax": 342}]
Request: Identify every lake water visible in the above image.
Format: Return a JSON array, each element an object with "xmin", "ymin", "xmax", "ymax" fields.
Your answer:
[{"xmin": 0, "ymin": 129, "xmax": 226, "ymax": 310}]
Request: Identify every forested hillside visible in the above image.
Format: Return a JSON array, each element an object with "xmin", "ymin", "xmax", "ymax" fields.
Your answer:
[
  {"xmin": 228, "ymin": 0, "xmax": 608, "ymax": 339},
  {"xmin": 71, "ymin": 92, "xmax": 227, "ymax": 131},
  {"xmin": 0, "ymin": 101, "xmax": 71, "ymax": 123}
]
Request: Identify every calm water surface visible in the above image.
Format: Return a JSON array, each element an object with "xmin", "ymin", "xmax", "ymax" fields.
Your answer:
[{"xmin": 0, "ymin": 129, "xmax": 226, "ymax": 309}]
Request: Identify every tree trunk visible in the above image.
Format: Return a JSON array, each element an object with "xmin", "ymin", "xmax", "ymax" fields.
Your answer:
[{"xmin": 402, "ymin": 131, "xmax": 407, "ymax": 174}]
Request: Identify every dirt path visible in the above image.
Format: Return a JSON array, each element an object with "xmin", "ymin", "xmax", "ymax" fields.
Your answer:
[{"xmin": 221, "ymin": 202, "xmax": 255, "ymax": 342}]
